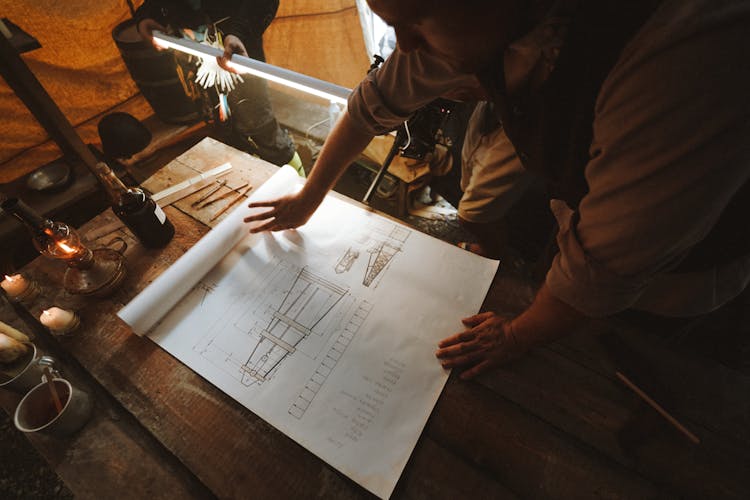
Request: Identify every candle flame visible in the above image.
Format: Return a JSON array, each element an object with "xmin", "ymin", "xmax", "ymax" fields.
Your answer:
[
  {"xmin": 56, "ymin": 241, "xmax": 76, "ymax": 254},
  {"xmin": 42, "ymin": 309, "xmax": 51, "ymax": 316},
  {"xmin": 4, "ymin": 275, "xmax": 13, "ymax": 281}
]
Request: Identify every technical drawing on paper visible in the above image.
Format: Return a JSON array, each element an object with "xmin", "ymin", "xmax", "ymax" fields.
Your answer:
[
  {"xmin": 364, "ymin": 224, "xmax": 410, "ymax": 287},
  {"xmin": 241, "ymin": 268, "xmax": 348, "ymax": 384},
  {"xmin": 289, "ymin": 300, "xmax": 372, "ymax": 419},
  {"xmin": 333, "ymin": 221, "xmax": 412, "ymax": 288},
  {"xmin": 193, "ymin": 263, "xmax": 359, "ymax": 392},
  {"xmin": 197, "ymin": 280, "xmax": 217, "ymax": 306},
  {"xmin": 335, "ymin": 247, "xmax": 359, "ymax": 274}
]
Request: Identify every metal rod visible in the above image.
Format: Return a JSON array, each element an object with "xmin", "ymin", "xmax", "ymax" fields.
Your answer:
[
  {"xmin": 615, "ymin": 371, "xmax": 701, "ymax": 444},
  {"xmin": 209, "ymin": 185, "xmax": 253, "ymax": 222},
  {"xmin": 362, "ymin": 133, "xmax": 402, "ymax": 204},
  {"xmin": 198, "ymin": 182, "xmax": 250, "ymax": 208},
  {"xmin": 191, "ymin": 180, "xmax": 227, "ymax": 206}
]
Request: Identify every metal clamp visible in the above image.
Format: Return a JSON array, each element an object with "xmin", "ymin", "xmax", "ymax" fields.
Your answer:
[{"xmin": 37, "ymin": 356, "xmax": 61, "ymax": 381}]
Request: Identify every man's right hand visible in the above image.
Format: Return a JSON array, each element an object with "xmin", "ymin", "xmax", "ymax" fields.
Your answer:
[
  {"xmin": 244, "ymin": 191, "xmax": 322, "ymax": 233},
  {"xmin": 137, "ymin": 18, "xmax": 167, "ymax": 50},
  {"xmin": 244, "ymin": 111, "xmax": 375, "ymax": 234}
]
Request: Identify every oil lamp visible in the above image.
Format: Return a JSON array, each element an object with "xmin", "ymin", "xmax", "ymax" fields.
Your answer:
[{"xmin": 1, "ymin": 198, "xmax": 126, "ymax": 298}]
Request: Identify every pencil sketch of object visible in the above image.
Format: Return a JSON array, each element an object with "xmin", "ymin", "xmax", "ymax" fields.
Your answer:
[
  {"xmin": 240, "ymin": 268, "xmax": 349, "ymax": 384},
  {"xmin": 362, "ymin": 225, "xmax": 411, "ymax": 288},
  {"xmin": 289, "ymin": 300, "xmax": 373, "ymax": 418},
  {"xmin": 335, "ymin": 247, "xmax": 360, "ymax": 274},
  {"xmin": 198, "ymin": 280, "xmax": 217, "ymax": 306}
]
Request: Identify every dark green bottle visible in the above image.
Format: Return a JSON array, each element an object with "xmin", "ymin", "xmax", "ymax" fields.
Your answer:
[{"xmin": 94, "ymin": 162, "xmax": 174, "ymax": 248}]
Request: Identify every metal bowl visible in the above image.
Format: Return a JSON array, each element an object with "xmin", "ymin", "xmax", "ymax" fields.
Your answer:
[{"xmin": 26, "ymin": 162, "xmax": 72, "ymax": 192}]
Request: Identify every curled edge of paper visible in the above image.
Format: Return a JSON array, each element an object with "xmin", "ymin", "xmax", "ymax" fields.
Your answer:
[{"xmin": 117, "ymin": 165, "xmax": 301, "ymax": 336}]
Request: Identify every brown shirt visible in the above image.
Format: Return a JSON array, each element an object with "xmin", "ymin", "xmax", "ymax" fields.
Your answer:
[{"xmin": 347, "ymin": 0, "xmax": 750, "ymax": 317}]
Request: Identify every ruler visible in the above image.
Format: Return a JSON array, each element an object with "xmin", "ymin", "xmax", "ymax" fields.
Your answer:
[{"xmin": 151, "ymin": 163, "xmax": 232, "ymax": 206}]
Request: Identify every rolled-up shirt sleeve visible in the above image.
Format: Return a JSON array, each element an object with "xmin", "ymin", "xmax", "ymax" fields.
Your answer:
[
  {"xmin": 546, "ymin": 0, "xmax": 750, "ymax": 317},
  {"xmin": 347, "ymin": 47, "xmax": 478, "ymax": 135}
]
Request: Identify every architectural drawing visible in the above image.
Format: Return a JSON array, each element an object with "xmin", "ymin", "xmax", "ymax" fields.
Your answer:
[
  {"xmin": 197, "ymin": 280, "xmax": 217, "ymax": 306},
  {"xmin": 332, "ymin": 221, "xmax": 412, "ymax": 287},
  {"xmin": 364, "ymin": 240, "xmax": 401, "ymax": 287},
  {"xmin": 335, "ymin": 247, "xmax": 360, "ymax": 274},
  {"xmin": 241, "ymin": 268, "xmax": 348, "ymax": 384},
  {"xmin": 362, "ymin": 224, "xmax": 410, "ymax": 287},
  {"xmin": 192, "ymin": 263, "xmax": 356, "ymax": 391},
  {"xmin": 289, "ymin": 300, "xmax": 372, "ymax": 418}
]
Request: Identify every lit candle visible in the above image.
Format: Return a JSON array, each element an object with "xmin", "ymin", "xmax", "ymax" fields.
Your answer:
[
  {"xmin": 0, "ymin": 332, "xmax": 30, "ymax": 364},
  {"xmin": 1, "ymin": 274, "xmax": 39, "ymax": 303},
  {"xmin": 40, "ymin": 307, "xmax": 80, "ymax": 334},
  {"xmin": 1, "ymin": 274, "xmax": 29, "ymax": 298}
]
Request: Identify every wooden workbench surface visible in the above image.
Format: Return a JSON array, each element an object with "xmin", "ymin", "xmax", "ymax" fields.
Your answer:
[{"xmin": 2, "ymin": 137, "xmax": 749, "ymax": 499}]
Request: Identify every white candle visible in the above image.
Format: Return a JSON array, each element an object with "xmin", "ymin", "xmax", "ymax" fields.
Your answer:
[
  {"xmin": 1, "ymin": 274, "xmax": 29, "ymax": 298},
  {"xmin": 40, "ymin": 307, "xmax": 79, "ymax": 333}
]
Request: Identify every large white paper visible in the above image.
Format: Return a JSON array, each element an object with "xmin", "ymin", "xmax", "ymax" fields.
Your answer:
[
  {"xmin": 119, "ymin": 167, "xmax": 499, "ymax": 498},
  {"xmin": 118, "ymin": 166, "xmax": 300, "ymax": 335}
]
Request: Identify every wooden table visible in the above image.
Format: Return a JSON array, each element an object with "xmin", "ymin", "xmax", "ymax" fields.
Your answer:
[{"xmin": 2, "ymin": 137, "xmax": 749, "ymax": 499}]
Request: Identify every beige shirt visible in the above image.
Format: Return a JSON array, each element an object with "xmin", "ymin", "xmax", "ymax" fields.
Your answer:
[
  {"xmin": 458, "ymin": 103, "xmax": 533, "ymax": 223},
  {"xmin": 347, "ymin": 0, "xmax": 750, "ymax": 317}
]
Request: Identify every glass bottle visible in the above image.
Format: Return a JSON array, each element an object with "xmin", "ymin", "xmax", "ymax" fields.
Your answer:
[
  {"xmin": 94, "ymin": 162, "xmax": 174, "ymax": 248},
  {"xmin": 1, "ymin": 198, "xmax": 91, "ymax": 265}
]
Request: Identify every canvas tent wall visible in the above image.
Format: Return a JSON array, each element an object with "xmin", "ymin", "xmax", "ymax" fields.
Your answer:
[{"xmin": 0, "ymin": 0, "xmax": 370, "ymax": 182}]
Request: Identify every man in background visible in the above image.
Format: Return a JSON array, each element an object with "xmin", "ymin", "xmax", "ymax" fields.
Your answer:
[{"xmin": 135, "ymin": 0, "xmax": 303, "ymax": 173}]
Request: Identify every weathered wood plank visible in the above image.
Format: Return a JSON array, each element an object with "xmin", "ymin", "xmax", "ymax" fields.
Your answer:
[
  {"xmin": 0, "ymin": 296, "xmax": 212, "ymax": 500},
  {"xmin": 471, "ymin": 255, "xmax": 750, "ymax": 498},
  {"xmin": 469, "ymin": 269, "xmax": 750, "ymax": 499},
  {"xmin": 19, "ymin": 206, "xmax": 521, "ymax": 498},
  {"xmin": 19, "ymin": 208, "xmax": 364, "ymax": 498},
  {"xmin": 141, "ymin": 136, "xmax": 279, "ymax": 228},
  {"xmin": 427, "ymin": 378, "xmax": 660, "ymax": 499},
  {"xmin": 555, "ymin": 320, "xmax": 750, "ymax": 445},
  {"xmin": 7, "ymin": 141, "xmax": 524, "ymax": 498},
  {"xmin": 394, "ymin": 437, "xmax": 518, "ymax": 499},
  {"xmin": 474, "ymin": 338, "xmax": 750, "ymax": 499},
  {"xmin": 13, "ymin": 138, "xmax": 746, "ymax": 500}
]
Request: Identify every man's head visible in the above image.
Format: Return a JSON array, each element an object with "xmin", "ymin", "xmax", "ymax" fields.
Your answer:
[{"xmin": 367, "ymin": 0, "xmax": 528, "ymax": 72}]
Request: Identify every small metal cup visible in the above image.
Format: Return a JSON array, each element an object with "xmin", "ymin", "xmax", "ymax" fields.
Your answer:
[
  {"xmin": 0, "ymin": 343, "xmax": 46, "ymax": 394},
  {"xmin": 14, "ymin": 377, "xmax": 92, "ymax": 437}
]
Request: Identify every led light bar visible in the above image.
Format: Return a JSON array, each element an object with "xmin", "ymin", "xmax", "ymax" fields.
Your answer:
[{"xmin": 152, "ymin": 31, "xmax": 351, "ymax": 106}]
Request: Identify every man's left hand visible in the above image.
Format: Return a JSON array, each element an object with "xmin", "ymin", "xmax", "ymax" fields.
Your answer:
[
  {"xmin": 436, "ymin": 311, "xmax": 527, "ymax": 379},
  {"xmin": 217, "ymin": 34, "xmax": 248, "ymax": 72}
]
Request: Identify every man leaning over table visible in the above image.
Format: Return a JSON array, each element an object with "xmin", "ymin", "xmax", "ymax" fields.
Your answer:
[{"xmin": 243, "ymin": 0, "xmax": 750, "ymax": 378}]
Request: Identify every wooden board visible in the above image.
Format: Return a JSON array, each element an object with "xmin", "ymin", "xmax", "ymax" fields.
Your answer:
[{"xmin": 3, "ymin": 138, "xmax": 749, "ymax": 499}]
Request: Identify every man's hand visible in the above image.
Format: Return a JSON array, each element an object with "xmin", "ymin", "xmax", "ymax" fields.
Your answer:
[
  {"xmin": 137, "ymin": 19, "xmax": 167, "ymax": 50},
  {"xmin": 436, "ymin": 311, "xmax": 527, "ymax": 380},
  {"xmin": 217, "ymin": 34, "xmax": 248, "ymax": 73},
  {"xmin": 244, "ymin": 192, "xmax": 321, "ymax": 233}
]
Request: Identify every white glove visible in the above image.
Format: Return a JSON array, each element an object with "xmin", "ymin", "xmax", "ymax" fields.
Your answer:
[{"xmin": 194, "ymin": 37, "xmax": 244, "ymax": 93}]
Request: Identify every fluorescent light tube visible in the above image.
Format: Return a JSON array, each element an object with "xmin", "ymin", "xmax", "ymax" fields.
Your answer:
[{"xmin": 152, "ymin": 31, "xmax": 351, "ymax": 106}]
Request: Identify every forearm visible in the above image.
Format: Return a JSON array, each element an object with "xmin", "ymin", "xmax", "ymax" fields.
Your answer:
[
  {"xmin": 300, "ymin": 111, "xmax": 375, "ymax": 205},
  {"xmin": 508, "ymin": 282, "xmax": 588, "ymax": 349}
]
